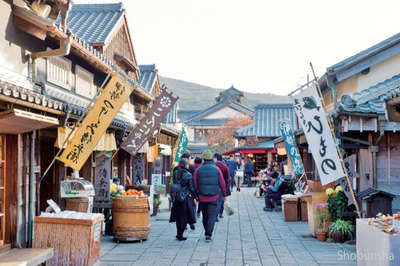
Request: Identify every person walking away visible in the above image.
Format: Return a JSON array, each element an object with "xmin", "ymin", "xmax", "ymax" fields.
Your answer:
[
  {"xmin": 181, "ymin": 152, "xmax": 197, "ymax": 229},
  {"xmin": 244, "ymin": 158, "xmax": 254, "ymax": 187},
  {"xmin": 169, "ymin": 159, "xmax": 197, "ymax": 240},
  {"xmin": 194, "ymin": 156, "xmax": 203, "ymax": 218},
  {"xmin": 263, "ymin": 172, "xmax": 284, "ymax": 211},
  {"xmin": 193, "ymin": 150, "xmax": 226, "ymax": 242},
  {"xmin": 181, "ymin": 152, "xmax": 196, "ymax": 176},
  {"xmin": 236, "ymin": 157, "xmax": 244, "ymax": 191},
  {"xmin": 214, "ymin": 152, "xmax": 230, "ymax": 219},
  {"xmin": 226, "ymin": 155, "xmax": 238, "ymax": 191}
]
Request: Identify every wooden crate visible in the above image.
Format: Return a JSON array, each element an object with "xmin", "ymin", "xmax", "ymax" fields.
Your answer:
[
  {"xmin": 34, "ymin": 214, "xmax": 103, "ymax": 266},
  {"xmin": 282, "ymin": 197, "xmax": 299, "ymax": 222},
  {"xmin": 300, "ymin": 198, "xmax": 308, "ymax": 221}
]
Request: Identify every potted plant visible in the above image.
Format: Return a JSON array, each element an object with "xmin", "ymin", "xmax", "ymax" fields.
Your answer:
[
  {"xmin": 151, "ymin": 197, "xmax": 162, "ymax": 216},
  {"xmin": 315, "ymin": 203, "xmax": 329, "ymax": 241},
  {"xmin": 328, "ymin": 219, "xmax": 354, "ymax": 243}
]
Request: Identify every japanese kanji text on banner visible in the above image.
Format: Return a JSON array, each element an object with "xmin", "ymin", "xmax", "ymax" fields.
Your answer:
[
  {"xmin": 120, "ymin": 89, "xmax": 178, "ymax": 156},
  {"xmin": 279, "ymin": 121, "xmax": 304, "ymax": 175},
  {"xmin": 58, "ymin": 73, "xmax": 134, "ymax": 170},
  {"xmin": 292, "ymin": 84, "xmax": 345, "ymax": 185}
]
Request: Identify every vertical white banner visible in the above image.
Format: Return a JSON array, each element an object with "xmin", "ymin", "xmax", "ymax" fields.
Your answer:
[{"xmin": 292, "ymin": 84, "xmax": 345, "ymax": 185}]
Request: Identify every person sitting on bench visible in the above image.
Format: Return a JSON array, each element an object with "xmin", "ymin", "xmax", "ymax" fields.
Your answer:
[{"xmin": 263, "ymin": 172, "xmax": 284, "ymax": 211}]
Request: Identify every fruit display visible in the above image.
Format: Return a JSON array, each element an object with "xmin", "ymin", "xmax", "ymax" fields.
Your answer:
[{"xmin": 122, "ymin": 189, "xmax": 145, "ymax": 197}]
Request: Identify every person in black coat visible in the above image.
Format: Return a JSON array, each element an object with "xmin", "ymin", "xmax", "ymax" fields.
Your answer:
[{"xmin": 169, "ymin": 159, "xmax": 197, "ymax": 240}]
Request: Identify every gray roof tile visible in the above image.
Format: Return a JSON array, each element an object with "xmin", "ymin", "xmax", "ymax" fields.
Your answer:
[{"xmin": 64, "ymin": 3, "xmax": 124, "ymax": 44}]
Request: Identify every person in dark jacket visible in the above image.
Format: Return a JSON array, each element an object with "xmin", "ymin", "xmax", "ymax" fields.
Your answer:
[
  {"xmin": 181, "ymin": 152, "xmax": 196, "ymax": 176},
  {"xmin": 226, "ymin": 155, "xmax": 238, "ymax": 191},
  {"xmin": 169, "ymin": 159, "xmax": 197, "ymax": 240},
  {"xmin": 193, "ymin": 149, "xmax": 226, "ymax": 242},
  {"xmin": 244, "ymin": 158, "xmax": 254, "ymax": 187},
  {"xmin": 194, "ymin": 157, "xmax": 203, "ymax": 218},
  {"xmin": 214, "ymin": 152, "xmax": 230, "ymax": 219},
  {"xmin": 181, "ymin": 152, "xmax": 197, "ymax": 229},
  {"xmin": 263, "ymin": 172, "xmax": 284, "ymax": 211}
]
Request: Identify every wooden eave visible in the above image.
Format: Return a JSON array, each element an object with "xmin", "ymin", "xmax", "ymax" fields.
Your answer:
[{"xmin": 13, "ymin": 5, "xmax": 154, "ymax": 103}]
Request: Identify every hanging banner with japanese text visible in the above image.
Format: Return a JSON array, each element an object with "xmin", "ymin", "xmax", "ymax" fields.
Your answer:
[
  {"xmin": 279, "ymin": 121, "xmax": 304, "ymax": 175},
  {"xmin": 292, "ymin": 84, "xmax": 345, "ymax": 185},
  {"xmin": 174, "ymin": 127, "xmax": 189, "ymax": 162},
  {"xmin": 58, "ymin": 73, "xmax": 134, "ymax": 170},
  {"xmin": 120, "ymin": 89, "xmax": 178, "ymax": 156},
  {"xmin": 94, "ymin": 152, "xmax": 112, "ymax": 201}
]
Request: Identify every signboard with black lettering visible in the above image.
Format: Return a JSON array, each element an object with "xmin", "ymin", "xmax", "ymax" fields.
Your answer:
[
  {"xmin": 292, "ymin": 84, "xmax": 345, "ymax": 185},
  {"xmin": 121, "ymin": 89, "xmax": 178, "ymax": 156},
  {"xmin": 94, "ymin": 152, "xmax": 111, "ymax": 201}
]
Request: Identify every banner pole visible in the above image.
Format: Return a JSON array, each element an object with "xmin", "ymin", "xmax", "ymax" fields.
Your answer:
[
  {"xmin": 39, "ymin": 73, "xmax": 112, "ymax": 183},
  {"xmin": 309, "ymin": 62, "xmax": 361, "ymax": 218}
]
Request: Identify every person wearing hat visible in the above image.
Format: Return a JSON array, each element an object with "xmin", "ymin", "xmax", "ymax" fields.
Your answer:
[
  {"xmin": 193, "ymin": 149, "xmax": 226, "ymax": 242},
  {"xmin": 169, "ymin": 159, "xmax": 197, "ymax": 240}
]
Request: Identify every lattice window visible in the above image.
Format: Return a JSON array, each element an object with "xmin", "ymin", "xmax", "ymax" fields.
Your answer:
[
  {"xmin": 47, "ymin": 56, "xmax": 72, "ymax": 89},
  {"xmin": 75, "ymin": 65, "xmax": 95, "ymax": 98}
]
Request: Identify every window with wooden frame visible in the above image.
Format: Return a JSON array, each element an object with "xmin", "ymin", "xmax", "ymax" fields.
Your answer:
[
  {"xmin": 46, "ymin": 56, "xmax": 72, "ymax": 90},
  {"xmin": 75, "ymin": 65, "xmax": 96, "ymax": 98},
  {"xmin": 0, "ymin": 136, "xmax": 5, "ymax": 246}
]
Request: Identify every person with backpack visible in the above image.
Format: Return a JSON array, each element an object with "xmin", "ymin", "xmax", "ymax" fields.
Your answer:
[
  {"xmin": 193, "ymin": 150, "xmax": 226, "ymax": 242},
  {"xmin": 169, "ymin": 159, "xmax": 197, "ymax": 240}
]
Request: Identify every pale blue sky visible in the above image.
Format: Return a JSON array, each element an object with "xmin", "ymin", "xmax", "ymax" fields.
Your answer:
[{"xmin": 76, "ymin": 0, "xmax": 400, "ymax": 95}]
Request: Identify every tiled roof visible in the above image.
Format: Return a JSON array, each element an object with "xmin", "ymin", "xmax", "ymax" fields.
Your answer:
[
  {"xmin": 219, "ymin": 85, "xmax": 244, "ymax": 97},
  {"xmin": 185, "ymin": 118, "xmax": 229, "ymax": 127},
  {"xmin": 163, "ymin": 102, "xmax": 178, "ymax": 124},
  {"xmin": 64, "ymin": 103, "xmax": 133, "ymax": 131},
  {"xmin": 328, "ymin": 32, "xmax": 400, "ymax": 73},
  {"xmin": 138, "ymin": 65, "xmax": 158, "ymax": 93},
  {"xmin": 187, "ymin": 144, "xmax": 209, "ymax": 154},
  {"xmin": 236, "ymin": 104, "xmax": 298, "ymax": 137},
  {"xmin": 185, "ymin": 100, "xmax": 253, "ymax": 123},
  {"xmin": 178, "ymin": 110, "xmax": 201, "ymax": 122},
  {"xmin": 0, "ymin": 67, "xmax": 63, "ymax": 112},
  {"xmin": 337, "ymin": 74, "xmax": 400, "ymax": 115},
  {"xmin": 327, "ymin": 32, "xmax": 400, "ymax": 82},
  {"xmin": 65, "ymin": 3, "xmax": 124, "ymax": 44}
]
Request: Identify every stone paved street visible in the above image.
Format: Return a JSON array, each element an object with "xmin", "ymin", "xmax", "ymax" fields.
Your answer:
[{"xmin": 100, "ymin": 188, "xmax": 357, "ymax": 266}]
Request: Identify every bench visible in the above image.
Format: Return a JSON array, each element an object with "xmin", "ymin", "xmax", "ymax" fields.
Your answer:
[{"xmin": 0, "ymin": 248, "xmax": 53, "ymax": 266}]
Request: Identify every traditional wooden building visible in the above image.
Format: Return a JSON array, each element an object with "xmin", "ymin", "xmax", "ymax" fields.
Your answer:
[
  {"xmin": 0, "ymin": 0, "xmax": 156, "ymax": 250},
  {"xmin": 291, "ymin": 32, "xmax": 400, "ymax": 212},
  {"xmin": 183, "ymin": 85, "xmax": 253, "ymax": 155}
]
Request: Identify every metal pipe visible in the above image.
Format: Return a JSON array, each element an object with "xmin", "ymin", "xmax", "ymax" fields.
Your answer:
[
  {"xmin": 339, "ymin": 135, "xmax": 372, "ymax": 146},
  {"xmin": 28, "ymin": 131, "xmax": 35, "ymax": 248}
]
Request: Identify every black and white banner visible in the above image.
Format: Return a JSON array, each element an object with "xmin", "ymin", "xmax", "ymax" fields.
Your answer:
[{"xmin": 292, "ymin": 84, "xmax": 345, "ymax": 185}]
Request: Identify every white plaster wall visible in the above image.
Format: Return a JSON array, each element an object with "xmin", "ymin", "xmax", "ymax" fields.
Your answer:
[
  {"xmin": 357, "ymin": 53, "xmax": 400, "ymax": 92},
  {"xmin": 203, "ymin": 106, "xmax": 249, "ymax": 120}
]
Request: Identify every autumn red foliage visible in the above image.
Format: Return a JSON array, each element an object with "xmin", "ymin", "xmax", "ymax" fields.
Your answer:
[{"xmin": 207, "ymin": 117, "xmax": 253, "ymax": 153}]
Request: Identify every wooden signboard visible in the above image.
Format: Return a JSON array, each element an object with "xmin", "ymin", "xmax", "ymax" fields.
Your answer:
[
  {"xmin": 58, "ymin": 73, "xmax": 134, "ymax": 170},
  {"xmin": 94, "ymin": 152, "xmax": 111, "ymax": 201},
  {"xmin": 121, "ymin": 89, "xmax": 178, "ymax": 156}
]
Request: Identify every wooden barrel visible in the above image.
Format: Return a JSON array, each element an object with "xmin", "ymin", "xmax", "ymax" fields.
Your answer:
[
  {"xmin": 65, "ymin": 197, "xmax": 89, "ymax": 212},
  {"xmin": 113, "ymin": 196, "xmax": 150, "ymax": 241}
]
